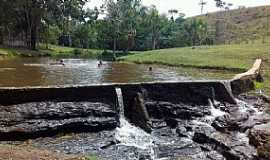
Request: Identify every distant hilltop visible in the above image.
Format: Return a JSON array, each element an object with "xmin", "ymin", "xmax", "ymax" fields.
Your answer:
[{"xmin": 196, "ymin": 5, "xmax": 270, "ymax": 44}]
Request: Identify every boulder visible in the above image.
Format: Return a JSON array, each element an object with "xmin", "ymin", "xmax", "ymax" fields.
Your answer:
[
  {"xmin": 129, "ymin": 93, "xmax": 152, "ymax": 133},
  {"xmin": 0, "ymin": 102, "xmax": 117, "ymax": 140},
  {"xmin": 249, "ymin": 122, "xmax": 270, "ymax": 159},
  {"xmin": 145, "ymin": 101, "xmax": 211, "ymax": 120},
  {"xmin": 212, "ymin": 112, "xmax": 250, "ymax": 132},
  {"xmin": 193, "ymin": 130, "xmax": 257, "ymax": 160}
]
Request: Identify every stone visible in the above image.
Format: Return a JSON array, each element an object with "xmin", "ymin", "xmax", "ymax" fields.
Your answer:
[
  {"xmin": 193, "ymin": 131, "xmax": 257, "ymax": 160},
  {"xmin": 145, "ymin": 101, "xmax": 211, "ymax": 120},
  {"xmin": 129, "ymin": 92, "xmax": 152, "ymax": 133},
  {"xmin": 249, "ymin": 122, "xmax": 270, "ymax": 159},
  {"xmin": 212, "ymin": 112, "xmax": 250, "ymax": 132},
  {"xmin": 0, "ymin": 102, "xmax": 117, "ymax": 140}
]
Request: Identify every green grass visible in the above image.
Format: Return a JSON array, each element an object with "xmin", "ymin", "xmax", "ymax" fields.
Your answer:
[
  {"xmin": 121, "ymin": 43, "xmax": 270, "ymax": 70},
  {"xmin": 120, "ymin": 42, "xmax": 270, "ymax": 94},
  {"xmin": 0, "ymin": 45, "xmax": 103, "ymax": 59},
  {"xmin": 40, "ymin": 44, "xmax": 103, "ymax": 59}
]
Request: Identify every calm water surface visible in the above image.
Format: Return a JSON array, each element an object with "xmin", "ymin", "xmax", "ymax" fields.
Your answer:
[{"xmin": 0, "ymin": 58, "xmax": 205, "ymax": 87}]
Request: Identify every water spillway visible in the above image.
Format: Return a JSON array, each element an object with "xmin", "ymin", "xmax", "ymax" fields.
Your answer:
[{"xmin": 0, "ymin": 78, "xmax": 267, "ymax": 159}]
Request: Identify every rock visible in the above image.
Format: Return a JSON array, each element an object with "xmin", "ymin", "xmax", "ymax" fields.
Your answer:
[
  {"xmin": 156, "ymin": 140, "xmax": 203, "ymax": 159},
  {"xmin": 145, "ymin": 101, "xmax": 211, "ymax": 120},
  {"xmin": 176, "ymin": 126, "xmax": 188, "ymax": 138},
  {"xmin": 193, "ymin": 131, "xmax": 257, "ymax": 160},
  {"xmin": 129, "ymin": 93, "xmax": 152, "ymax": 133},
  {"xmin": 249, "ymin": 122, "xmax": 270, "ymax": 159},
  {"xmin": 0, "ymin": 102, "xmax": 117, "ymax": 140},
  {"xmin": 212, "ymin": 112, "xmax": 250, "ymax": 132}
]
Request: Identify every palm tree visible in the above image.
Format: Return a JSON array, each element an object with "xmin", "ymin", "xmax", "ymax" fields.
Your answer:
[{"xmin": 199, "ymin": 0, "xmax": 207, "ymax": 14}]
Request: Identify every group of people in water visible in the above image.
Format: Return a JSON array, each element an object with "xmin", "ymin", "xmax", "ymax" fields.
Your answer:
[{"xmin": 50, "ymin": 59, "xmax": 153, "ymax": 71}]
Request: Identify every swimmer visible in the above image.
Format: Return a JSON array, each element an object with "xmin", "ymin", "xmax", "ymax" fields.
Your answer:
[
  {"xmin": 59, "ymin": 59, "xmax": 65, "ymax": 66},
  {"xmin": 149, "ymin": 67, "xmax": 153, "ymax": 71},
  {"xmin": 50, "ymin": 59, "xmax": 65, "ymax": 66},
  {"xmin": 98, "ymin": 60, "xmax": 103, "ymax": 67}
]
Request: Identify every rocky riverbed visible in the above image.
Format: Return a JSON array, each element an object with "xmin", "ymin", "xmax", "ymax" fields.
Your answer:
[{"xmin": 0, "ymin": 93, "xmax": 269, "ymax": 160}]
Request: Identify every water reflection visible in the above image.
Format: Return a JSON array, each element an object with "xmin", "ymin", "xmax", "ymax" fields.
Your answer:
[{"xmin": 0, "ymin": 58, "xmax": 191, "ymax": 87}]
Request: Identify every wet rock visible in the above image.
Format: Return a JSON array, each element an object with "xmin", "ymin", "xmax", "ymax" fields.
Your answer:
[
  {"xmin": 238, "ymin": 93, "xmax": 269, "ymax": 112},
  {"xmin": 129, "ymin": 93, "xmax": 152, "ymax": 133},
  {"xmin": 212, "ymin": 110, "xmax": 270, "ymax": 133},
  {"xmin": 249, "ymin": 122, "xmax": 270, "ymax": 159},
  {"xmin": 156, "ymin": 139, "xmax": 202, "ymax": 159},
  {"xmin": 145, "ymin": 101, "xmax": 211, "ymax": 120},
  {"xmin": 151, "ymin": 119, "xmax": 167, "ymax": 129},
  {"xmin": 212, "ymin": 112, "xmax": 250, "ymax": 132},
  {"xmin": 176, "ymin": 126, "xmax": 188, "ymax": 138},
  {"xmin": 193, "ymin": 131, "xmax": 257, "ymax": 160},
  {"xmin": 0, "ymin": 102, "xmax": 117, "ymax": 140}
]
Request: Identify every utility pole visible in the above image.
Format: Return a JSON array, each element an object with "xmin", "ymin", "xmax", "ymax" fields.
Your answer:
[{"xmin": 199, "ymin": 0, "xmax": 207, "ymax": 14}]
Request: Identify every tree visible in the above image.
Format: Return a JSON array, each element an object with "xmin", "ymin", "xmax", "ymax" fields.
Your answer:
[
  {"xmin": 168, "ymin": 9, "xmax": 178, "ymax": 21},
  {"xmin": 0, "ymin": 0, "xmax": 89, "ymax": 50},
  {"xmin": 214, "ymin": 0, "xmax": 226, "ymax": 9},
  {"xmin": 146, "ymin": 6, "xmax": 167, "ymax": 49},
  {"xmin": 183, "ymin": 19, "xmax": 211, "ymax": 46},
  {"xmin": 199, "ymin": 0, "xmax": 207, "ymax": 14}
]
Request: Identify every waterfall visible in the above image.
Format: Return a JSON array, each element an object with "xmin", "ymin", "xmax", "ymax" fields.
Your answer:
[
  {"xmin": 235, "ymin": 98, "xmax": 262, "ymax": 114},
  {"xmin": 115, "ymin": 87, "xmax": 125, "ymax": 117},
  {"xmin": 208, "ymin": 99, "xmax": 226, "ymax": 118},
  {"xmin": 114, "ymin": 87, "xmax": 156, "ymax": 160}
]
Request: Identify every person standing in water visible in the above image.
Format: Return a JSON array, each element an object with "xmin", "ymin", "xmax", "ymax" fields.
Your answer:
[{"xmin": 98, "ymin": 60, "xmax": 103, "ymax": 67}]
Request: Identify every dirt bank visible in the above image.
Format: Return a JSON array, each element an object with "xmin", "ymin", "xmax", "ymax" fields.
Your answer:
[{"xmin": 0, "ymin": 144, "xmax": 84, "ymax": 160}]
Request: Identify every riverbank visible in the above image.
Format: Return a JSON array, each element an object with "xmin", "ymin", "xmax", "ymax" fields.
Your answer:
[
  {"xmin": 0, "ymin": 45, "xmax": 103, "ymax": 59},
  {"xmin": 120, "ymin": 43, "xmax": 270, "ymax": 94},
  {"xmin": 0, "ymin": 144, "xmax": 96, "ymax": 160}
]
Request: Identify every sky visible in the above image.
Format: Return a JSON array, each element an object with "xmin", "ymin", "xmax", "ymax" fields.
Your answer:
[{"xmin": 86, "ymin": 0, "xmax": 270, "ymax": 17}]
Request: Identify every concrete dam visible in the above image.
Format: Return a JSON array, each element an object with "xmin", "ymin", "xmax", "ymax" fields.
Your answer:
[{"xmin": 0, "ymin": 59, "xmax": 268, "ymax": 160}]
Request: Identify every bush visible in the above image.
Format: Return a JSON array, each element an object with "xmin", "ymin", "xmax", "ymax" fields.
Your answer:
[{"xmin": 73, "ymin": 48, "xmax": 83, "ymax": 56}]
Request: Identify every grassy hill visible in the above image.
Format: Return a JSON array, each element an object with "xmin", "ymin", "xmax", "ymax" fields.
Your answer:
[
  {"xmin": 120, "ymin": 42, "xmax": 270, "ymax": 94},
  {"xmin": 197, "ymin": 5, "xmax": 270, "ymax": 44}
]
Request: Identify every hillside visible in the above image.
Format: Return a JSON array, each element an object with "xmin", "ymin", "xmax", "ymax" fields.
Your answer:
[
  {"xmin": 120, "ymin": 43, "xmax": 270, "ymax": 94},
  {"xmin": 197, "ymin": 5, "xmax": 270, "ymax": 44}
]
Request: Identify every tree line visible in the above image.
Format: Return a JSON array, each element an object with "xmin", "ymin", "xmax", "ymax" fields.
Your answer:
[{"xmin": 0, "ymin": 0, "xmax": 227, "ymax": 52}]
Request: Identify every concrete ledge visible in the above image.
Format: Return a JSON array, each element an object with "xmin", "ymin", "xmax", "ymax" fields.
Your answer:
[
  {"xmin": 0, "ymin": 80, "xmax": 236, "ymax": 106},
  {"xmin": 231, "ymin": 59, "xmax": 263, "ymax": 95}
]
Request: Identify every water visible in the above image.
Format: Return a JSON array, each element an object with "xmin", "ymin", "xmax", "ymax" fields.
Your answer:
[
  {"xmin": 236, "ymin": 98, "xmax": 262, "ymax": 114},
  {"xmin": 115, "ymin": 87, "xmax": 156, "ymax": 160},
  {"xmin": 0, "ymin": 58, "xmax": 191, "ymax": 87},
  {"xmin": 116, "ymin": 88, "xmax": 125, "ymax": 116},
  {"xmin": 208, "ymin": 99, "xmax": 226, "ymax": 118}
]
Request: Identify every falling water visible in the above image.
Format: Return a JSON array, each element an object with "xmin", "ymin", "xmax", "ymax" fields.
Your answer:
[
  {"xmin": 115, "ymin": 87, "xmax": 125, "ymax": 116},
  {"xmin": 235, "ymin": 98, "xmax": 262, "ymax": 114},
  {"xmin": 114, "ymin": 87, "xmax": 156, "ymax": 160},
  {"xmin": 208, "ymin": 99, "xmax": 226, "ymax": 118}
]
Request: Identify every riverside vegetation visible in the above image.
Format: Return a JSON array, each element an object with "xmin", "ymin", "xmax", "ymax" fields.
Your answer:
[{"xmin": 120, "ymin": 42, "xmax": 270, "ymax": 94}]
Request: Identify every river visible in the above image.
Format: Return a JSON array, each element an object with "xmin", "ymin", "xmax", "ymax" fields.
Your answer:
[
  {"xmin": 0, "ymin": 57, "xmax": 235, "ymax": 87},
  {"xmin": 1, "ymin": 57, "xmax": 263, "ymax": 160}
]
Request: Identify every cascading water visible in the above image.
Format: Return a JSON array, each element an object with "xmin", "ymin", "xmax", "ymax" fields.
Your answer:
[
  {"xmin": 115, "ymin": 87, "xmax": 156, "ymax": 160},
  {"xmin": 235, "ymin": 98, "xmax": 262, "ymax": 114}
]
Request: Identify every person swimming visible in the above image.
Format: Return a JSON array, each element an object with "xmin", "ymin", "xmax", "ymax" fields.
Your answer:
[
  {"xmin": 149, "ymin": 67, "xmax": 153, "ymax": 71},
  {"xmin": 59, "ymin": 59, "xmax": 65, "ymax": 66},
  {"xmin": 98, "ymin": 60, "xmax": 103, "ymax": 67},
  {"xmin": 50, "ymin": 59, "xmax": 65, "ymax": 66}
]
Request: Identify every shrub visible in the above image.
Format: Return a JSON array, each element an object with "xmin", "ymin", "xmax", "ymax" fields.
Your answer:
[{"xmin": 73, "ymin": 49, "xmax": 83, "ymax": 56}]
